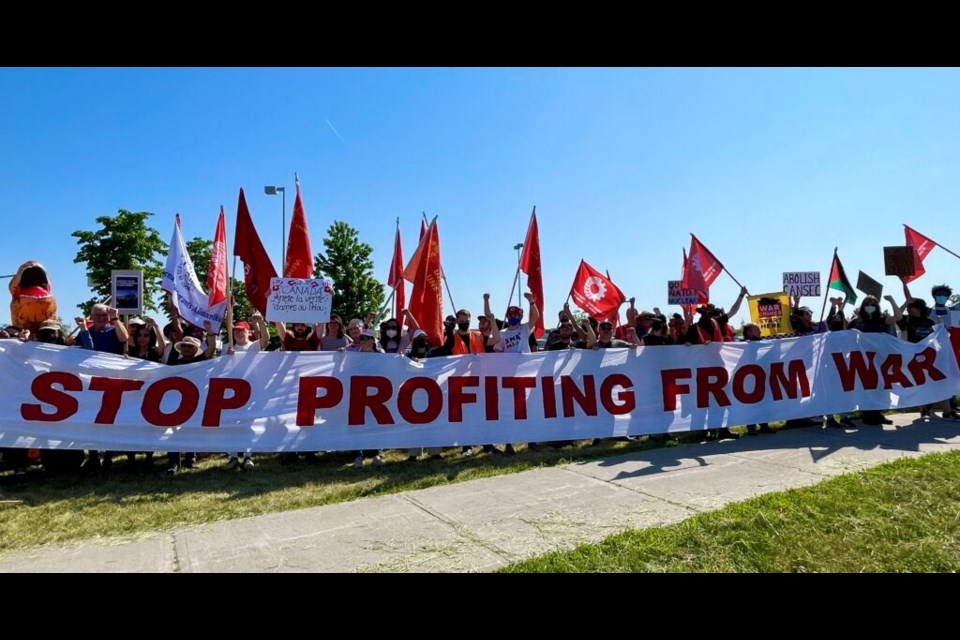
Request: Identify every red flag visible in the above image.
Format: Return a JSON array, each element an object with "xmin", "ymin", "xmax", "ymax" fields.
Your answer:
[
  {"xmin": 419, "ymin": 217, "xmax": 427, "ymax": 241},
  {"xmin": 683, "ymin": 235, "xmax": 723, "ymax": 303},
  {"xmin": 233, "ymin": 188, "xmax": 278, "ymax": 315},
  {"xmin": 207, "ymin": 206, "xmax": 229, "ymax": 308},
  {"xmin": 688, "ymin": 234, "xmax": 723, "ymax": 287},
  {"xmin": 902, "ymin": 225, "xmax": 937, "ymax": 284},
  {"xmin": 284, "ymin": 178, "xmax": 313, "ymax": 278},
  {"xmin": 408, "ymin": 219, "xmax": 443, "ymax": 345},
  {"xmin": 569, "ymin": 260, "xmax": 625, "ymax": 320},
  {"xmin": 388, "ymin": 222, "xmax": 405, "ymax": 318},
  {"xmin": 403, "ymin": 222, "xmax": 429, "ymax": 283},
  {"xmin": 519, "ymin": 207, "xmax": 544, "ymax": 338}
]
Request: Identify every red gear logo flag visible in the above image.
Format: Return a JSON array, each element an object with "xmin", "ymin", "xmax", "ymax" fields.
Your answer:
[{"xmin": 569, "ymin": 260, "xmax": 625, "ymax": 319}]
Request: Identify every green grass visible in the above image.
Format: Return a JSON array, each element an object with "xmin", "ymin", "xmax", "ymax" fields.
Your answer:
[
  {"xmin": 502, "ymin": 450, "xmax": 960, "ymax": 573},
  {"xmin": 0, "ymin": 437, "xmax": 678, "ymax": 554}
]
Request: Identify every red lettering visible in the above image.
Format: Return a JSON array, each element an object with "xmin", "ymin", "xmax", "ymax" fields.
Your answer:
[
  {"xmin": 484, "ymin": 376, "xmax": 499, "ymax": 420},
  {"xmin": 907, "ymin": 347, "xmax": 946, "ymax": 385},
  {"xmin": 348, "ymin": 375, "xmax": 395, "ymax": 426},
  {"xmin": 501, "ymin": 376, "xmax": 537, "ymax": 419},
  {"xmin": 296, "ymin": 376, "xmax": 344, "ymax": 426},
  {"xmin": 447, "ymin": 376, "xmax": 479, "ymax": 422},
  {"xmin": 732, "ymin": 365, "xmax": 766, "ymax": 404},
  {"xmin": 202, "ymin": 378, "xmax": 252, "ymax": 427},
  {"xmin": 141, "ymin": 377, "xmax": 200, "ymax": 427},
  {"xmin": 21, "ymin": 372, "xmax": 82, "ymax": 422},
  {"xmin": 541, "ymin": 376, "xmax": 557, "ymax": 419},
  {"xmin": 697, "ymin": 367, "xmax": 730, "ymax": 408},
  {"xmin": 832, "ymin": 351, "xmax": 878, "ymax": 391},
  {"xmin": 769, "ymin": 360, "xmax": 811, "ymax": 400},
  {"xmin": 660, "ymin": 368, "xmax": 691, "ymax": 412},
  {"xmin": 600, "ymin": 374, "xmax": 634, "ymax": 415},
  {"xmin": 561, "ymin": 375, "xmax": 597, "ymax": 417},
  {"xmin": 397, "ymin": 377, "xmax": 443, "ymax": 424},
  {"xmin": 879, "ymin": 354, "xmax": 913, "ymax": 390},
  {"xmin": 89, "ymin": 377, "xmax": 145, "ymax": 424}
]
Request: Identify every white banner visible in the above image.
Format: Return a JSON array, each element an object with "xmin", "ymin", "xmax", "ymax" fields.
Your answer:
[
  {"xmin": 161, "ymin": 219, "xmax": 227, "ymax": 332},
  {"xmin": 1, "ymin": 328, "xmax": 959, "ymax": 453},
  {"xmin": 266, "ymin": 278, "xmax": 334, "ymax": 324}
]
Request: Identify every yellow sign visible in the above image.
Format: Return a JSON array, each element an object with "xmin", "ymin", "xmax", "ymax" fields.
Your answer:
[{"xmin": 748, "ymin": 292, "xmax": 792, "ymax": 337}]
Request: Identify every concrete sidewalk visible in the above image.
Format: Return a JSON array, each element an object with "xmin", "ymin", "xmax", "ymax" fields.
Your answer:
[{"xmin": 2, "ymin": 412, "xmax": 959, "ymax": 572}]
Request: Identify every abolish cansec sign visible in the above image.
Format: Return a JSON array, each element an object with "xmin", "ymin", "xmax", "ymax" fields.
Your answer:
[
  {"xmin": 782, "ymin": 272, "xmax": 820, "ymax": 298},
  {"xmin": 2, "ymin": 328, "xmax": 959, "ymax": 452}
]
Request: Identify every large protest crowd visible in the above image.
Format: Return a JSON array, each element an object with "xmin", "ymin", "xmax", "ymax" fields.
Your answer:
[{"xmin": 2, "ymin": 257, "xmax": 960, "ymax": 483}]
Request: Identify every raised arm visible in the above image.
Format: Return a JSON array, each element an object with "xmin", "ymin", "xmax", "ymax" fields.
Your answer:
[
  {"xmin": 109, "ymin": 307, "xmax": 129, "ymax": 344},
  {"xmin": 626, "ymin": 297, "xmax": 638, "ymax": 327},
  {"xmin": 147, "ymin": 317, "xmax": 166, "ymax": 357},
  {"xmin": 274, "ymin": 321, "xmax": 288, "ymax": 343},
  {"xmin": 202, "ymin": 320, "xmax": 217, "ymax": 358},
  {"xmin": 728, "ymin": 286, "xmax": 749, "ymax": 317},
  {"xmin": 524, "ymin": 292, "xmax": 539, "ymax": 331},
  {"xmin": 582, "ymin": 320, "xmax": 597, "ymax": 349},
  {"xmin": 883, "ymin": 295, "xmax": 903, "ymax": 324},
  {"xmin": 483, "ymin": 293, "xmax": 493, "ymax": 321},
  {"xmin": 252, "ymin": 311, "xmax": 269, "ymax": 349}
]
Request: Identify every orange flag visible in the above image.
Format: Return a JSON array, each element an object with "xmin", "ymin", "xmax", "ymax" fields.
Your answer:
[{"xmin": 407, "ymin": 219, "xmax": 443, "ymax": 345}]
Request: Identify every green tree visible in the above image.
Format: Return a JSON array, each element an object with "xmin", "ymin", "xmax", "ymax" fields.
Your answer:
[
  {"xmin": 72, "ymin": 210, "xmax": 167, "ymax": 316},
  {"xmin": 313, "ymin": 220, "xmax": 385, "ymax": 323}
]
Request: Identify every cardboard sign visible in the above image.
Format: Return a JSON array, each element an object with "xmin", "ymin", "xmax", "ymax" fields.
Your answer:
[
  {"xmin": 747, "ymin": 292, "xmax": 792, "ymax": 337},
  {"xmin": 668, "ymin": 280, "xmax": 699, "ymax": 305},
  {"xmin": 266, "ymin": 277, "xmax": 335, "ymax": 324},
  {"xmin": 111, "ymin": 270, "xmax": 143, "ymax": 315},
  {"xmin": 884, "ymin": 246, "xmax": 916, "ymax": 277},
  {"xmin": 782, "ymin": 272, "xmax": 821, "ymax": 298},
  {"xmin": 856, "ymin": 271, "xmax": 883, "ymax": 299}
]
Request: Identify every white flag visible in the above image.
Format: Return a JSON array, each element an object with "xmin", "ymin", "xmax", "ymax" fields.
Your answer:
[{"xmin": 161, "ymin": 216, "xmax": 227, "ymax": 332}]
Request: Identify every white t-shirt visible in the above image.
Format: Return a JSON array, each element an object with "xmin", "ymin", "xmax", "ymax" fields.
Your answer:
[
  {"xmin": 496, "ymin": 325, "xmax": 530, "ymax": 353},
  {"xmin": 233, "ymin": 341, "xmax": 261, "ymax": 353}
]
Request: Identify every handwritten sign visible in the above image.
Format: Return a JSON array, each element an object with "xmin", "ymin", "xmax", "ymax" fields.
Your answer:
[
  {"xmin": 856, "ymin": 271, "xmax": 883, "ymax": 299},
  {"xmin": 782, "ymin": 272, "xmax": 821, "ymax": 298},
  {"xmin": 883, "ymin": 246, "xmax": 916, "ymax": 277},
  {"xmin": 668, "ymin": 280, "xmax": 699, "ymax": 305},
  {"xmin": 266, "ymin": 278, "xmax": 335, "ymax": 324}
]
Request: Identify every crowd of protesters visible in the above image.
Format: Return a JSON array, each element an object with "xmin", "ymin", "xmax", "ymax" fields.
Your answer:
[{"xmin": 2, "ymin": 278, "xmax": 960, "ymax": 482}]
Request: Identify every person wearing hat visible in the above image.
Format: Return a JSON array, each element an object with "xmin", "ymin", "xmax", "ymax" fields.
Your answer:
[
  {"xmin": 222, "ymin": 313, "xmax": 268, "ymax": 470},
  {"xmin": 345, "ymin": 327, "xmax": 384, "ymax": 353},
  {"xmin": 227, "ymin": 311, "xmax": 269, "ymax": 355},
  {"xmin": 164, "ymin": 320, "xmax": 216, "ymax": 474},
  {"xmin": 35, "ymin": 319, "xmax": 64, "ymax": 345}
]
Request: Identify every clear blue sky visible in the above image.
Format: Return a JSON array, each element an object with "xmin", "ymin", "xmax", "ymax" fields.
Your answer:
[{"xmin": 2, "ymin": 68, "xmax": 960, "ymax": 329}]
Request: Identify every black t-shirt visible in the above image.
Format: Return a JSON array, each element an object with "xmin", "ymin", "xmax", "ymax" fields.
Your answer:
[
  {"xmin": 642, "ymin": 334, "xmax": 675, "ymax": 346},
  {"xmin": 897, "ymin": 315, "xmax": 936, "ymax": 343},
  {"xmin": 547, "ymin": 339, "xmax": 588, "ymax": 351}
]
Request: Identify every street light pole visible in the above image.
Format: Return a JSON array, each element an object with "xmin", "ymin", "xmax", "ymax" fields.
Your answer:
[
  {"xmin": 264, "ymin": 186, "xmax": 287, "ymax": 271},
  {"xmin": 513, "ymin": 243, "xmax": 524, "ymax": 306}
]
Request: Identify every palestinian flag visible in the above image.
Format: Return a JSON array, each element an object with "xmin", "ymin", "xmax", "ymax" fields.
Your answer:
[{"xmin": 828, "ymin": 251, "xmax": 857, "ymax": 304}]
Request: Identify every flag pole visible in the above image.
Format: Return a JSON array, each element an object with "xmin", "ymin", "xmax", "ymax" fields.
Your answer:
[
  {"xmin": 818, "ymin": 247, "xmax": 838, "ymax": 324},
  {"xmin": 504, "ymin": 264, "xmax": 521, "ymax": 317},
  {"xmin": 225, "ymin": 205, "xmax": 235, "ymax": 349}
]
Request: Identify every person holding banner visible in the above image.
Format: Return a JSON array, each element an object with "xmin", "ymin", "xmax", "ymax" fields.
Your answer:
[
  {"xmin": 165, "ymin": 321, "xmax": 216, "ymax": 475},
  {"xmin": 849, "ymin": 295, "xmax": 902, "ymax": 426}
]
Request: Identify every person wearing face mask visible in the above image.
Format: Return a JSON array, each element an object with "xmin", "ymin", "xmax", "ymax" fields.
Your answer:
[
  {"xmin": 404, "ymin": 329, "xmax": 445, "ymax": 462},
  {"xmin": 432, "ymin": 307, "xmax": 492, "ymax": 356},
  {"xmin": 848, "ymin": 294, "xmax": 902, "ymax": 426},
  {"xmin": 490, "ymin": 292, "xmax": 539, "ymax": 354}
]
